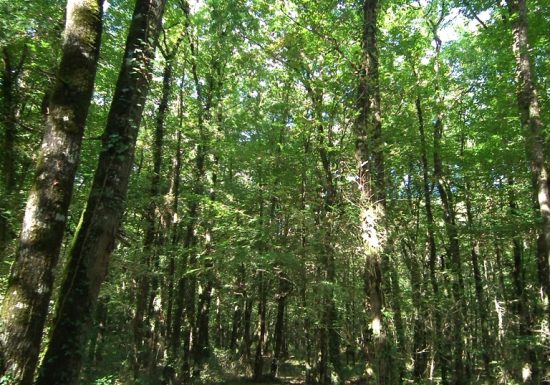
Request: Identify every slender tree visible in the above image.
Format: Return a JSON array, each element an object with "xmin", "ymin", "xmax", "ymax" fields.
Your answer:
[
  {"xmin": 413, "ymin": 80, "xmax": 449, "ymax": 383},
  {"xmin": 0, "ymin": 44, "xmax": 28, "ymax": 254},
  {"xmin": 506, "ymin": 0, "xmax": 550, "ymax": 325},
  {"xmin": 355, "ymin": 0, "xmax": 388, "ymax": 383},
  {"xmin": 132, "ymin": 31, "xmax": 184, "ymax": 377}
]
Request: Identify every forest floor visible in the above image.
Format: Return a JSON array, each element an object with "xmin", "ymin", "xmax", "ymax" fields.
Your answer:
[
  {"xmin": 217, "ymin": 377, "xmax": 367, "ymax": 385},
  {"xmin": 88, "ymin": 349, "xmax": 368, "ymax": 385},
  {"xmin": 197, "ymin": 352, "xmax": 369, "ymax": 385},
  {"xmin": 217, "ymin": 378, "xmax": 304, "ymax": 385}
]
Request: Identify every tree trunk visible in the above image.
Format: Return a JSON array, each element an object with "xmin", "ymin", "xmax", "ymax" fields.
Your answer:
[
  {"xmin": 414, "ymin": 92, "xmax": 448, "ymax": 384},
  {"xmin": 132, "ymin": 37, "xmax": 181, "ymax": 377},
  {"xmin": 242, "ymin": 286, "xmax": 253, "ymax": 362},
  {"xmin": 0, "ymin": 2, "xmax": 103, "ymax": 383},
  {"xmin": 506, "ymin": 0, "xmax": 550, "ymax": 325},
  {"xmin": 356, "ymin": 0, "xmax": 388, "ymax": 383},
  {"xmin": 193, "ymin": 145, "xmax": 220, "ymax": 374},
  {"xmin": 508, "ymin": 176, "xmax": 539, "ymax": 383},
  {"xmin": 165, "ymin": 127, "xmax": 183, "ymax": 350},
  {"xmin": 402, "ymin": 240, "xmax": 428, "ymax": 381},
  {"xmin": 302, "ymin": 81, "xmax": 343, "ymax": 385},
  {"xmin": 433, "ymin": 114, "xmax": 466, "ymax": 385},
  {"xmin": 34, "ymin": 1, "xmax": 166, "ymax": 384},
  {"xmin": 388, "ymin": 254, "xmax": 405, "ymax": 381},
  {"xmin": 271, "ymin": 272, "xmax": 290, "ymax": 377},
  {"xmin": 463, "ymin": 178, "xmax": 492, "ymax": 381},
  {"xmin": 229, "ymin": 269, "xmax": 245, "ymax": 352},
  {"xmin": 87, "ymin": 296, "xmax": 108, "ymax": 367},
  {"xmin": 0, "ymin": 45, "xmax": 27, "ymax": 254},
  {"xmin": 429, "ymin": 17, "xmax": 466, "ymax": 384},
  {"xmin": 253, "ymin": 270, "xmax": 267, "ymax": 381},
  {"xmin": 0, "ymin": 47, "xmax": 22, "ymax": 193},
  {"xmin": 194, "ymin": 263, "xmax": 214, "ymax": 369}
]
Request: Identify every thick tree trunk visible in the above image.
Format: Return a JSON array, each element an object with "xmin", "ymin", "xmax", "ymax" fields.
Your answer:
[
  {"xmin": 170, "ymin": 275, "xmax": 187, "ymax": 359},
  {"xmin": 229, "ymin": 301, "xmax": 242, "ymax": 351},
  {"xmin": 507, "ymin": 0, "xmax": 550, "ymax": 325},
  {"xmin": 0, "ymin": 2, "xmax": 103, "ymax": 384},
  {"xmin": 34, "ymin": 2, "xmax": 166, "ymax": 384}
]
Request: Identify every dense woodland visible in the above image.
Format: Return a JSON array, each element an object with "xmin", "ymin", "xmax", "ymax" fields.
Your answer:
[{"xmin": 0, "ymin": 0, "xmax": 549, "ymax": 384}]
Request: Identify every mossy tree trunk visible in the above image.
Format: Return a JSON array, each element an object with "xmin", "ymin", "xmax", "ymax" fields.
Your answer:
[
  {"xmin": 0, "ymin": 1, "xmax": 103, "ymax": 384},
  {"xmin": 34, "ymin": 1, "xmax": 166, "ymax": 384}
]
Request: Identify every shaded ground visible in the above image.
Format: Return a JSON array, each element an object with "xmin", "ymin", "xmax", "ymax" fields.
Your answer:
[
  {"xmin": 217, "ymin": 377, "xmax": 303, "ymax": 385},
  {"xmin": 217, "ymin": 376, "xmax": 367, "ymax": 385}
]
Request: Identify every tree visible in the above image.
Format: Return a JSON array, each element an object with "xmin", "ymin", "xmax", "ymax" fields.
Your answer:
[
  {"xmin": 355, "ymin": 0, "xmax": 389, "ymax": 383},
  {"xmin": 1, "ymin": 0, "xmax": 549, "ymax": 384},
  {"xmin": 34, "ymin": 1, "xmax": 166, "ymax": 384},
  {"xmin": 506, "ymin": 0, "xmax": 550, "ymax": 327},
  {"xmin": 0, "ymin": 1, "xmax": 103, "ymax": 383}
]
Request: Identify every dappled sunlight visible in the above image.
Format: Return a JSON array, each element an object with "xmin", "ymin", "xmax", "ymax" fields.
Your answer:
[{"xmin": 1, "ymin": 0, "xmax": 549, "ymax": 385}]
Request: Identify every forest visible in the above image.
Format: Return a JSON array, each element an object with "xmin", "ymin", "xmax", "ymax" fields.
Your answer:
[{"xmin": 0, "ymin": 0, "xmax": 549, "ymax": 384}]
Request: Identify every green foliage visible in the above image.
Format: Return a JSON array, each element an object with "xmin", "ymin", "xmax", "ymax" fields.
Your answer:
[
  {"xmin": 2, "ymin": 0, "xmax": 550, "ymax": 384},
  {"xmin": 94, "ymin": 375, "xmax": 116, "ymax": 385},
  {"xmin": 0, "ymin": 374, "xmax": 13, "ymax": 385}
]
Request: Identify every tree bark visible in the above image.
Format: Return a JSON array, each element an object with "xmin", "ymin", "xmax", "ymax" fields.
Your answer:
[
  {"xmin": 0, "ymin": 2, "xmax": 103, "ymax": 383},
  {"xmin": 356, "ymin": 0, "xmax": 388, "ymax": 383},
  {"xmin": 34, "ymin": 1, "xmax": 166, "ymax": 384},
  {"xmin": 506, "ymin": 0, "xmax": 550, "ymax": 325}
]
